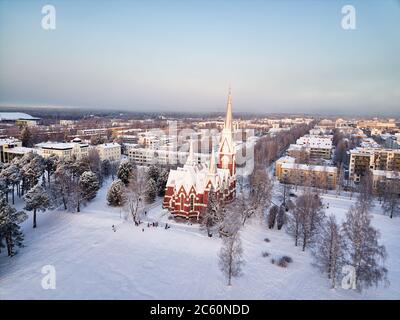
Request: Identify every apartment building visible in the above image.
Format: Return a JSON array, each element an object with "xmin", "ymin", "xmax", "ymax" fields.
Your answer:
[
  {"xmin": 349, "ymin": 147, "xmax": 400, "ymax": 182},
  {"xmin": 0, "ymin": 138, "xmax": 35, "ymax": 163},
  {"xmin": 36, "ymin": 138, "xmax": 89, "ymax": 160},
  {"xmin": 96, "ymin": 142, "xmax": 121, "ymax": 161},
  {"xmin": 275, "ymin": 156, "xmax": 337, "ymax": 189},
  {"xmin": 371, "ymin": 170, "xmax": 400, "ymax": 195},
  {"xmin": 288, "ymin": 135, "xmax": 333, "ymax": 160}
]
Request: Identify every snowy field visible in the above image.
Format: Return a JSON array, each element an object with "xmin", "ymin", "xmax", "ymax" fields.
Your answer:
[{"xmin": 0, "ymin": 181, "xmax": 399, "ymax": 300}]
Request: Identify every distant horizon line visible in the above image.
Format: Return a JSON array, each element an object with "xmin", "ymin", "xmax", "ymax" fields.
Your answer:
[{"xmin": 0, "ymin": 104, "xmax": 399, "ymax": 119}]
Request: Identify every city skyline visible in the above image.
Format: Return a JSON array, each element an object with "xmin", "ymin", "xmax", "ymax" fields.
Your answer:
[{"xmin": 0, "ymin": 0, "xmax": 399, "ymax": 116}]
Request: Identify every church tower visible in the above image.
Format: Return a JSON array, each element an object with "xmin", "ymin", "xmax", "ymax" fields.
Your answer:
[{"xmin": 218, "ymin": 88, "xmax": 235, "ymax": 177}]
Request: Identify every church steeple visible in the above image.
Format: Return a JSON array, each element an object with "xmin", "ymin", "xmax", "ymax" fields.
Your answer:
[
  {"xmin": 209, "ymin": 148, "xmax": 217, "ymax": 174},
  {"xmin": 218, "ymin": 88, "xmax": 236, "ymax": 177},
  {"xmin": 224, "ymin": 86, "xmax": 233, "ymax": 131},
  {"xmin": 186, "ymin": 139, "xmax": 196, "ymax": 166}
]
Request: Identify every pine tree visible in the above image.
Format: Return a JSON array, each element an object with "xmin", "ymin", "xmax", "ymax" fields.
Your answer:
[
  {"xmin": 44, "ymin": 154, "xmax": 58, "ymax": 187},
  {"xmin": 107, "ymin": 179, "xmax": 126, "ymax": 206},
  {"xmin": 157, "ymin": 168, "xmax": 169, "ymax": 197},
  {"xmin": 342, "ymin": 203, "xmax": 388, "ymax": 291},
  {"xmin": 0, "ymin": 194, "xmax": 28, "ymax": 256},
  {"xmin": 145, "ymin": 178, "xmax": 157, "ymax": 204},
  {"xmin": 276, "ymin": 205, "xmax": 286, "ymax": 230},
  {"xmin": 20, "ymin": 152, "xmax": 45, "ymax": 192},
  {"xmin": 74, "ymin": 171, "xmax": 100, "ymax": 212},
  {"xmin": 268, "ymin": 205, "xmax": 278, "ymax": 229},
  {"xmin": 117, "ymin": 161, "xmax": 133, "ymax": 185},
  {"xmin": 312, "ymin": 215, "xmax": 346, "ymax": 288},
  {"xmin": 20, "ymin": 127, "xmax": 32, "ymax": 147},
  {"xmin": 201, "ymin": 186, "xmax": 220, "ymax": 236},
  {"xmin": 146, "ymin": 164, "xmax": 160, "ymax": 183},
  {"xmin": 101, "ymin": 159, "xmax": 111, "ymax": 178},
  {"xmin": 23, "ymin": 184, "xmax": 50, "ymax": 228}
]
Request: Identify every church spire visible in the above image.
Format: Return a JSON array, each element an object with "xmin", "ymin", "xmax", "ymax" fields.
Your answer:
[
  {"xmin": 186, "ymin": 139, "xmax": 196, "ymax": 166},
  {"xmin": 224, "ymin": 86, "xmax": 233, "ymax": 131},
  {"xmin": 209, "ymin": 148, "xmax": 217, "ymax": 174}
]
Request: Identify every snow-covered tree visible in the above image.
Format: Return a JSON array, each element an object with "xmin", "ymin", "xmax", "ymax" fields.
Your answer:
[
  {"xmin": 268, "ymin": 205, "xmax": 278, "ymax": 229},
  {"xmin": 54, "ymin": 160, "xmax": 73, "ymax": 210},
  {"xmin": 101, "ymin": 159, "xmax": 111, "ymax": 178},
  {"xmin": 146, "ymin": 164, "xmax": 160, "ymax": 183},
  {"xmin": 20, "ymin": 127, "xmax": 33, "ymax": 147},
  {"xmin": 44, "ymin": 154, "xmax": 58, "ymax": 187},
  {"xmin": 72, "ymin": 171, "xmax": 100, "ymax": 212},
  {"xmin": 218, "ymin": 209, "xmax": 244, "ymax": 286},
  {"xmin": 110, "ymin": 161, "xmax": 119, "ymax": 180},
  {"xmin": 276, "ymin": 205, "xmax": 286, "ymax": 230},
  {"xmin": 286, "ymin": 204, "xmax": 301, "ymax": 246},
  {"xmin": 357, "ymin": 171, "xmax": 374, "ymax": 212},
  {"xmin": 382, "ymin": 178, "xmax": 400, "ymax": 219},
  {"xmin": 0, "ymin": 163, "xmax": 21, "ymax": 204},
  {"xmin": 342, "ymin": 203, "xmax": 388, "ymax": 291},
  {"xmin": 157, "ymin": 168, "xmax": 169, "ymax": 197},
  {"xmin": 124, "ymin": 168, "xmax": 146, "ymax": 224},
  {"xmin": 117, "ymin": 160, "xmax": 133, "ymax": 185},
  {"xmin": 107, "ymin": 179, "xmax": 126, "ymax": 206},
  {"xmin": 299, "ymin": 191, "xmax": 325, "ymax": 251},
  {"xmin": 23, "ymin": 184, "xmax": 50, "ymax": 228},
  {"xmin": 20, "ymin": 152, "xmax": 45, "ymax": 193},
  {"xmin": 0, "ymin": 193, "xmax": 28, "ymax": 256},
  {"xmin": 312, "ymin": 215, "xmax": 346, "ymax": 288},
  {"xmin": 145, "ymin": 178, "xmax": 157, "ymax": 204},
  {"xmin": 201, "ymin": 186, "xmax": 221, "ymax": 236}
]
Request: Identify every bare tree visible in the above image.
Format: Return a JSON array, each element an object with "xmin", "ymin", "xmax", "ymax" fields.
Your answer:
[
  {"xmin": 124, "ymin": 167, "xmax": 147, "ymax": 224},
  {"xmin": 342, "ymin": 203, "xmax": 388, "ymax": 291},
  {"xmin": 312, "ymin": 215, "xmax": 346, "ymax": 288},
  {"xmin": 287, "ymin": 190, "xmax": 325, "ymax": 251},
  {"xmin": 382, "ymin": 177, "xmax": 400, "ymax": 219},
  {"xmin": 218, "ymin": 209, "xmax": 244, "ymax": 286}
]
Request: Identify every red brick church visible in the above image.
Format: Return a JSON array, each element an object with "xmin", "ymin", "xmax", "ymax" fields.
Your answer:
[{"xmin": 163, "ymin": 90, "xmax": 236, "ymax": 220}]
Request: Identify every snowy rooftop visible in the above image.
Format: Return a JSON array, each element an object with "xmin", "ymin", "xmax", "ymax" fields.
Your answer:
[
  {"xmin": 296, "ymin": 135, "xmax": 333, "ymax": 149},
  {"xmin": 97, "ymin": 142, "xmax": 121, "ymax": 149},
  {"xmin": 0, "ymin": 112, "xmax": 40, "ymax": 121},
  {"xmin": 0, "ymin": 138, "xmax": 21, "ymax": 146},
  {"xmin": 372, "ymin": 170, "xmax": 400, "ymax": 179},
  {"xmin": 36, "ymin": 141, "xmax": 89, "ymax": 150},
  {"xmin": 281, "ymin": 162, "xmax": 337, "ymax": 173},
  {"xmin": 5, "ymin": 147, "xmax": 36, "ymax": 154}
]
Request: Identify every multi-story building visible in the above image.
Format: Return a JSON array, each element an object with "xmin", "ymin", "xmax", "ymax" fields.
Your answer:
[
  {"xmin": 287, "ymin": 135, "xmax": 333, "ymax": 161},
  {"xmin": 0, "ymin": 112, "xmax": 40, "ymax": 126},
  {"xmin": 95, "ymin": 143, "xmax": 121, "ymax": 161},
  {"xmin": 275, "ymin": 156, "xmax": 337, "ymax": 189},
  {"xmin": 36, "ymin": 138, "xmax": 89, "ymax": 160},
  {"xmin": 0, "ymin": 138, "xmax": 35, "ymax": 163},
  {"xmin": 371, "ymin": 170, "xmax": 400, "ymax": 195},
  {"xmin": 349, "ymin": 147, "xmax": 400, "ymax": 182}
]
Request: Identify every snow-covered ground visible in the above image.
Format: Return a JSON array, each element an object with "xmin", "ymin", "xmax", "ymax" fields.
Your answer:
[{"xmin": 0, "ymin": 180, "xmax": 399, "ymax": 300}]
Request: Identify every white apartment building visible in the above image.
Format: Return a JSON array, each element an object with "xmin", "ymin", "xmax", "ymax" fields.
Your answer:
[
  {"xmin": 36, "ymin": 139, "xmax": 89, "ymax": 160},
  {"xmin": 96, "ymin": 142, "xmax": 121, "ymax": 161},
  {"xmin": 293, "ymin": 135, "xmax": 333, "ymax": 160}
]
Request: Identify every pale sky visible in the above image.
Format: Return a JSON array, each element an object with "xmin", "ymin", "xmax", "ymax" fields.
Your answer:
[{"xmin": 0, "ymin": 0, "xmax": 399, "ymax": 116}]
